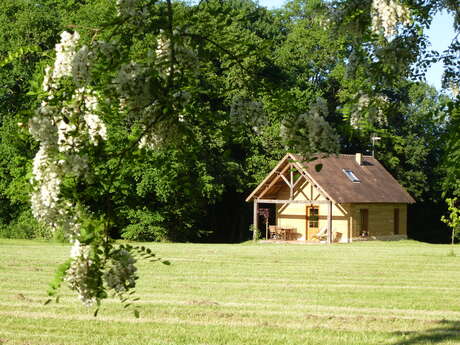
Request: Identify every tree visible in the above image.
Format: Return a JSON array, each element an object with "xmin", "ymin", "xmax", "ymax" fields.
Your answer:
[
  {"xmin": 0, "ymin": 0, "xmax": 62, "ymax": 238},
  {"xmin": 442, "ymin": 97, "xmax": 460, "ymax": 198},
  {"xmin": 441, "ymin": 198, "xmax": 460, "ymax": 254}
]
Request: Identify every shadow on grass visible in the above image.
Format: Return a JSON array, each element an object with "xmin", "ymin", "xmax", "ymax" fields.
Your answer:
[{"xmin": 390, "ymin": 320, "xmax": 460, "ymax": 345}]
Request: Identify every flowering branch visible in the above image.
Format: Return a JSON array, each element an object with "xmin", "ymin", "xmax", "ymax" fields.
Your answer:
[{"xmin": 29, "ymin": 0, "xmax": 180, "ymax": 315}]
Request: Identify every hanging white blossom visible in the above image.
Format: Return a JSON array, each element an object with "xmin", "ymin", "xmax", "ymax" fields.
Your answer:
[
  {"xmin": 42, "ymin": 66, "xmax": 52, "ymax": 92},
  {"xmin": 449, "ymin": 83, "xmax": 459, "ymax": 98},
  {"xmin": 30, "ymin": 147, "xmax": 61, "ymax": 227},
  {"xmin": 349, "ymin": 94, "xmax": 389, "ymax": 129},
  {"xmin": 371, "ymin": 0, "xmax": 411, "ymax": 38},
  {"xmin": 52, "ymin": 31, "xmax": 80, "ymax": 81},
  {"xmin": 29, "ymin": 116, "xmax": 57, "ymax": 147},
  {"xmin": 55, "ymin": 117, "xmax": 78, "ymax": 152},
  {"xmin": 29, "ymin": 31, "xmax": 113, "ymax": 306},
  {"xmin": 75, "ymin": 88, "xmax": 107, "ymax": 144},
  {"xmin": 139, "ymin": 131, "xmax": 161, "ymax": 150},
  {"xmin": 65, "ymin": 240, "xmax": 97, "ymax": 307}
]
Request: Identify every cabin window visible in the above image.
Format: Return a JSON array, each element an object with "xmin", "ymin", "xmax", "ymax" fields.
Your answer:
[
  {"xmin": 342, "ymin": 169, "xmax": 360, "ymax": 183},
  {"xmin": 308, "ymin": 207, "xmax": 319, "ymax": 228}
]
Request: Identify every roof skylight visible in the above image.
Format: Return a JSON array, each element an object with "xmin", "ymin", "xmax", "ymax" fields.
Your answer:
[{"xmin": 342, "ymin": 169, "xmax": 360, "ymax": 183}]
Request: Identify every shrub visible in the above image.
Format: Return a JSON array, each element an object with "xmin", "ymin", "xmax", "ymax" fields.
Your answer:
[
  {"xmin": 0, "ymin": 209, "xmax": 51, "ymax": 239},
  {"xmin": 121, "ymin": 208, "xmax": 168, "ymax": 242}
]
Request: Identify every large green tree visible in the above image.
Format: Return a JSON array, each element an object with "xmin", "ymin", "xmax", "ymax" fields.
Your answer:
[{"xmin": 0, "ymin": 0, "xmax": 63, "ymax": 237}]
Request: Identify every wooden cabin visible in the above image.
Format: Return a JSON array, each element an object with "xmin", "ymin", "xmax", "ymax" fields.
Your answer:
[{"xmin": 246, "ymin": 153, "xmax": 415, "ymax": 243}]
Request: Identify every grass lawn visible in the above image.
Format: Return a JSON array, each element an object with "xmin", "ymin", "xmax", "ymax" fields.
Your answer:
[{"xmin": 1, "ymin": 239, "xmax": 460, "ymax": 345}]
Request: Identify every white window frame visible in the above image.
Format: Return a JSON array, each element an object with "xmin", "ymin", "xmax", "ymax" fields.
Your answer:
[{"xmin": 342, "ymin": 169, "xmax": 360, "ymax": 183}]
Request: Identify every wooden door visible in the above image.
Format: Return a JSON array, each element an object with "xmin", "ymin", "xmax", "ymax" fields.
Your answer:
[
  {"xmin": 306, "ymin": 206, "xmax": 319, "ymax": 240},
  {"xmin": 360, "ymin": 209, "xmax": 369, "ymax": 237},
  {"xmin": 394, "ymin": 208, "xmax": 400, "ymax": 235}
]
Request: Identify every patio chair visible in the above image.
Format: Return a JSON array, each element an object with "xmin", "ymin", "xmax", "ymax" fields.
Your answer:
[
  {"xmin": 268, "ymin": 225, "xmax": 278, "ymax": 240},
  {"xmin": 313, "ymin": 226, "xmax": 328, "ymax": 240},
  {"xmin": 333, "ymin": 232, "xmax": 342, "ymax": 243},
  {"xmin": 286, "ymin": 228, "xmax": 297, "ymax": 240}
]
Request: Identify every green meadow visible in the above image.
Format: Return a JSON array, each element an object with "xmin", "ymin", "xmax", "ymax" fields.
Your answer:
[{"xmin": 1, "ymin": 239, "xmax": 460, "ymax": 345}]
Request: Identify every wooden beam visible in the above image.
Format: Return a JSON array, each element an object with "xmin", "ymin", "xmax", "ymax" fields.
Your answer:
[
  {"xmin": 258, "ymin": 199, "xmax": 329, "ymax": 205},
  {"xmin": 290, "ymin": 165, "xmax": 294, "ymax": 199},
  {"xmin": 327, "ymin": 200, "xmax": 332, "ymax": 244},
  {"xmin": 293, "ymin": 174, "xmax": 304, "ymax": 189},
  {"xmin": 279, "ymin": 173, "xmax": 291, "ymax": 188},
  {"xmin": 258, "ymin": 164, "xmax": 291, "ymax": 199},
  {"xmin": 245, "ymin": 153, "xmax": 290, "ymax": 202},
  {"xmin": 253, "ymin": 200, "xmax": 258, "ymax": 240}
]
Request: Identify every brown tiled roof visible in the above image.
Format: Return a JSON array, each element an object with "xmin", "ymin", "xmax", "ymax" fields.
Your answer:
[
  {"xmin": 291, "ymin": 153, "xmax": 415, "ymax": 203},
  {"xmin": 246, "ymin": 153, "xmax": 415, "ymax": 204}
]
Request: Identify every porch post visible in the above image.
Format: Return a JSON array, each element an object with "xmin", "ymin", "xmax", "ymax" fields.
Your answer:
[
  {"xmin": 327, "ymin": 200, "xmax": 332, "ymax": 244},
  {"xmin": 253, "ymin": 199, "xmax": 258, "ymax": 240}
]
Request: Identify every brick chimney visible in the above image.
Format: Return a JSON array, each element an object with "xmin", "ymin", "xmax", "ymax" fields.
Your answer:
[{"xmin": 355, "ymin": 153, "xmax": 363, "ymax": 165}]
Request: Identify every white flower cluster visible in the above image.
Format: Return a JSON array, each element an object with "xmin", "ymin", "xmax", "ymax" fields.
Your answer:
[
  {"xmin": 65, "ymin": 240, "xmax": 97, "ymax": 306},
  {"xmin": 371, "ymin": 0, "xmax": 410, "ymax": 38},
  {"xmin": 30, "ymin": 147, "xmax": 60, "ymax": 226},
  {"xmin": 350, "ymin": 94, "xmax": 369, "ymax": 128},
  {"xmin": 104, "ymin": 249, "xmax": 137, "ymax": 293},
  {"xmin": 449, "ymin": 83, "xmax": 459, "ymax": 98},
  {"xmin": 139, "ymin": 133, "xmax": 159, "ymax": 150},
  {"xmin": 156, "ymin": 36, "xmax": 173, "ymax": 77},
  {"xmin": 75, "ymin": 88, "xmax": 108, "ymax": 144},
  {"xmin": 52, "ymin": 31, "xmax": 81, "ymax": 81},
  {"xmin": 156, "ymin": 36, "xmax": 170, "ymax": 60},
  {"xmin": 29, "ymin": 31, "xmax": 109, "ymax": 305},
  {"xmin": 350, "ymin": 94, "xmax": 388, "ymax": 129}
]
